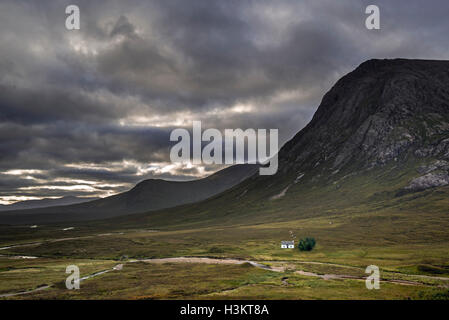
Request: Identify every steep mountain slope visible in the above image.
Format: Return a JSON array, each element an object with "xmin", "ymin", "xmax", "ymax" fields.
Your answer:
[
  {"xmin": 250, "ymin": 58, "xmax": 449, "ymax": 201},
  {"xmin": 0, "ymin": 164, "xmax": 259, "ymax": 224},
  {"xmin": 278, "ymin": 58, "xmax": 449, "ymax": 174},
  {"xmin": 112, "ymin": 59, "xmax": 449, "ymax": 230},
  {"xmin": 0, "ymin": 196, "xmax": 97, "ymax": 211}
]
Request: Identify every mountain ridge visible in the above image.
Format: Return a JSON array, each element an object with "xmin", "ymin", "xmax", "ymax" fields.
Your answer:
[
  {"xmin": 0, "ymin": 164, "xmax": 259, "ymax": 224},
  {"xmin": 0, "ymin": 196, "xmax": 97, "ymax": 212}
]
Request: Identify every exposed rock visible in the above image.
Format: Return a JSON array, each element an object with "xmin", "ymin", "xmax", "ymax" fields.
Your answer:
[
  {"xmin": 404, "ymin": 172, "xmax": 449, "ymax": 192},
  {"xmin": 294, "ymin": 173, "xmax": 305, "ymax": 184},
  {"xmin": 417, "ymin": 160, "xmax": 449, "ymax": 174},
  {"xmin": 270, "ymin": 185, "xmax": 291, "ymax": 200}
]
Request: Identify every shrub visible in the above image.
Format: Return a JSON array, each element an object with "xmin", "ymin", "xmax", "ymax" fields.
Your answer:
[
  {"xmin": 208, "ymin": 246, "xmax": 225, "ymax": 254},
  {"xmin": 298, "ymin": 237, "xmax": 316, "ymax": 251}
]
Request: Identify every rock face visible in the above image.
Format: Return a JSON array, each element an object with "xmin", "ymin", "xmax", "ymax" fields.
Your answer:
[
  {"xmin": 396, "ymin": 159, "xmax": 449, "ymax": 194},
  {"xmin": 405, "ymin": 172, "xmax": 449, "ymax": 192},
  {"xmin": 276, "ymin": 59, "xmax": 449, "ymax": 181}
]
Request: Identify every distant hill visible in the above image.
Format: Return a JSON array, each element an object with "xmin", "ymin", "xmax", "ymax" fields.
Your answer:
[
  {"xmin": 0, "ymin": 164, "xmax": 259, "ymax": 224},
  {"xmin": 0, "ymin": 196, "xmax": 97, "ymax": 211}
]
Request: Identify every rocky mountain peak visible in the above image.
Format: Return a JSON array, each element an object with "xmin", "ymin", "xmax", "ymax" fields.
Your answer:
[{"xmin": 279, "ymin": 59, "xmax": 449, "ymax": 175}]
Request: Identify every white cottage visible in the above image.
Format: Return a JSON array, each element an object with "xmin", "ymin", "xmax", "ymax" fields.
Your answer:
[{"xmin": 281, "ymin": 241, "xmax": 294, "ymax": 249}]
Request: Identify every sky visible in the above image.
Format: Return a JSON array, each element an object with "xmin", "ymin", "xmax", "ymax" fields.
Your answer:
[{"xmin": 1, "ymin": 0, "xmax": 449, "ymax": 204}]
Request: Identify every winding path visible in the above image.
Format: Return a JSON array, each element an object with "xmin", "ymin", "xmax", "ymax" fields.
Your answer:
[
  {"xmin": 0, "ymin": 264, "xmax": 124, "ymax": 298},
  {"xmin": 137, "ymin": 257, "xmax": 442, "ymax": 287}
]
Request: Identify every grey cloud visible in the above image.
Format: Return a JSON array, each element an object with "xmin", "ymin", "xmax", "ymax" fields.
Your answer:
[{"xmin": 110, "ymin": 15, "xmax": 138, "ymax": 38}]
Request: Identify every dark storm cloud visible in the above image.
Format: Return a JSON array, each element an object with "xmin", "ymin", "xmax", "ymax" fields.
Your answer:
[
  {"xmin": 93, "ymin": 0, "xmax": 347, "ymax": 111},
  {"xmin": 0, "ymin": 0, "xmax": 449, "ymax": 202}
]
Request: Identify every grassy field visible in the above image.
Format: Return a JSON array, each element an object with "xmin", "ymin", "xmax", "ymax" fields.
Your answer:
[
  {"xmin": 1, "ymin": 258, "xmax": 447, "ymax": 300},
  {"xmin": 1, "ymin": 161, "xmax": 448, "ymax": 299},
  {"xmin": 1, "ymin": 208, "xmax": 449, "ymax": 299}
]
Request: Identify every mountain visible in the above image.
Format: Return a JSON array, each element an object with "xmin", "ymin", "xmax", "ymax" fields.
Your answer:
[
  {"xmin": 278, "ymin": 58, "xmax": 449, "ymax": 176},
  {"xmin": 0, "ymin": 164, "xmax": 259, "ymax": 224},
  {"xmin": 0, "ymin": 196, "xmax": 97, "ymax": 212},
  {"xmin": 3, "ymin": 59, "xmax": 449, "ymax": 228},
  {"xmin": 110, "ymin": 59, "xmax": 449, "ymax": 230},
  {"xmin": 252, "ymin": 58, "xmax": 449, "ymax": 193}
]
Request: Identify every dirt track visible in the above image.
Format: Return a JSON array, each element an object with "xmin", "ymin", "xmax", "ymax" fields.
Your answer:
[{"xmin": 138, "ymin": 257, "xmax": 436, "ymax": 287}]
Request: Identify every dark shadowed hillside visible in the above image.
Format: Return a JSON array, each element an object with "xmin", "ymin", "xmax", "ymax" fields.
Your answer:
[
  {"xmin": 0, "ymin": 164, "xmax": 259, "ymax": 224},
  {"xmin": 0, "ymin": 196, "xmax": 97, "ymax": 211}
]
